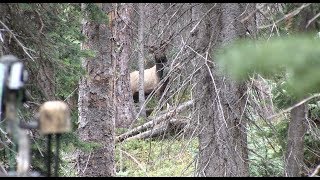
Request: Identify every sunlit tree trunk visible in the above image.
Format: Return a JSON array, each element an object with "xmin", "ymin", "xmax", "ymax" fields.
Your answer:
[{"xmin": 138, "ymin": 3, "xmax": 147, "ymax": 118}]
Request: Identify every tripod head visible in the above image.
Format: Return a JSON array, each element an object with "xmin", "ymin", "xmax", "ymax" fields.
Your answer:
[{"xmin": 0, "ymin": 55, "xmax": 70, "ymax": 177}]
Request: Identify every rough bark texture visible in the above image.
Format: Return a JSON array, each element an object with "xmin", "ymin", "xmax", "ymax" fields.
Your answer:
[
  {"xmin": 111, "ymin": 3, "xmax": 136, "ymax": 128},
  {"xmin": 284, "ymin": 103, "xmax": 307, "ymax": 177},
  {"xmin": 138, "ymin": 3, "xmax": 147, "ymax": 118},
  {"xmin": 191, "ymin": 3, "xmax": 256, "ymax": 176},
  {"xmin": 283, "ymin": 5, "xmax": 313, "ymax": 176},
  {"xmin": 77, "ymin": 3, "xmax": 115, "ymax": 177}
]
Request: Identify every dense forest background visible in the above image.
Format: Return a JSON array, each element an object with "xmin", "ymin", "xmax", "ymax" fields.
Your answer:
[{"xmin": 0, "ymin": 3, "xmax": 319, "ymax": 177}]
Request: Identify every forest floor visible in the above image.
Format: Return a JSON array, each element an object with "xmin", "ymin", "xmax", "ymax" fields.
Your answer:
[{"xmin": 115, "ymin": 138, "xmax": 198, "ymax": 177}]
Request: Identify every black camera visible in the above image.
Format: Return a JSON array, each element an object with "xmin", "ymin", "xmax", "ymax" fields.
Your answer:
[{"xmin": 0, "ymin": 55, "xmax": 28, "ymax": 121}]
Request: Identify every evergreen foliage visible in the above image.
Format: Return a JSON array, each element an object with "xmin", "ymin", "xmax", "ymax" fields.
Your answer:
[
  {"xmin": 217, "ymin": 33, "xmax": 320, "ymax": 176},
  {"xmin": 0, "ymin": 3, "xmax": 105, "ymax": 175},
  {"xmin": 217, "ymin": 35, "xmax": 320, "ymax": 99}
]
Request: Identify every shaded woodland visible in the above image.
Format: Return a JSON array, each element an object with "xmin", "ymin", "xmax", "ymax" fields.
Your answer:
[{"xmin": 0, "ymin": 3, "xmax": 319, "ymax": 177}]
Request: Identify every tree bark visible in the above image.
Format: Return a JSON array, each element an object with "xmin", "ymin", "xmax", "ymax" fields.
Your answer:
[
  {"xmin": 191, "ymin": 3, "xmax": 256, "ymax": 176},
  {"xmin": 284, "ymin": 103, "xmax": 307, "ymax": 177},
  {"xmin": 137, "ymin": 3, "xmax": 147, "ymax": 118},
  {"xmin": 77, "ymin": 3, "xmax": 115, "ymax": 177},
  {"xmin": 284, "ymin": 4, "xmax": 315, "ymax": 176},
  {"xmin": 111, "ymin": 3, "xmax": 136, "ymax": 128}
]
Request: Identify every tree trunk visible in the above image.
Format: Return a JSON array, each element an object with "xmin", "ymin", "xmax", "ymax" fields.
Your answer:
[
  {"xmin": 284, "ymin": 103, "xmax": 307, "ymax": 177},
  {"xmin": 284, "ymin": 4, "xmax": 315, "ymax": 176},
  {"xmin": 111, "ymin": 3, "xmax": 136, "ymax": 128},
  {"xmin": 138, "ymin": 3, "xmax": 147, "ymax": 118},
  {"xmin": 77, "ymin": 3, "xmax": 115, "ymax": 177},
  {"xmin": 192, "ymin": 3, "xmax": 256, "ymax": 176},
  {"xmin": 283, "ymin": 4, "xmax": 315, "ymax": 176}
]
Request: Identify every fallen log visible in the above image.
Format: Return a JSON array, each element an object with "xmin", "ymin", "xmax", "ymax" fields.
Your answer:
[
  {"xmin": 124, "ymin": 118, "xmax": 188, "ymax": 141},
  {"xmin": 116, "ymin": 100, "xmax": 193, "ymax": 142},
  {"xmin": 125, "ymin": 123, "xmax": 168, "ymax": 141}
]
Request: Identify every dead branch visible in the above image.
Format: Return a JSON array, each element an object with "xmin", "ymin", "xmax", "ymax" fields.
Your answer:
[
  {"xmin": 258, "ymin": 3, "xmax": 311, "ymax": 29},
  {"xmin": 125, "ymin": 123, "xmax": 168, "ymax": 141},
  {"xmin": 267, "ymin": 93, "xmax": 320, "ymax": 120},
  {"xmin": 124, "ymin": 118, "xmax": 188, "ymax": 141},
  {"xmin": 240, "ymin": 3, "xmax": 267, "ymax": 23},
  {"xmin": 306, "ymin": 12, "xmax": 320, "ymax": 28},
  {"xmin": 0, "ymin": 20, "xmax": 36, "ymax": 61},
  {"xmin": 310, "ymin": 164, "xmax": 320, "ymax": 177},
  {"xmin": 116, "ymin": 100, "xmax": 193, "ymax": 142}
]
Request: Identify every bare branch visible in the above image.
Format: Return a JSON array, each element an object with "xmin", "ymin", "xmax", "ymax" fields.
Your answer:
[
  {"xmin": 267, "ymin": 93, "xmax": 320, "ymax": 120},
  {"xmin": 123, "ymin": 118, "xmax": 187, "ymax": 141},
  {"xmin": 240, "ymin": 3, "xmax": 267, "ymax": 23},
  {"xmin": 116, "ymin": 100, "xmax": 193, "ymax": 142},
  {"xmin": 258, "ymin": 3, "xmax": 311, "ymax": 29},
  {"xmin": 309, "ymin": 164, "xmax": 320, "ymax": 177},
  {"xmin": 0, "ymin": 20, "xmax": 36, "ymax": 61},
  {"xmin": 306, "ymin": 12, "xmax": 320, "ymax": 28}
]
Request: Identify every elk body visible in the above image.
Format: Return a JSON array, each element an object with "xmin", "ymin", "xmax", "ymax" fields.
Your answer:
[{"xmin": 130, "ymin": 55, "xmax": 168, "ymax": 103}]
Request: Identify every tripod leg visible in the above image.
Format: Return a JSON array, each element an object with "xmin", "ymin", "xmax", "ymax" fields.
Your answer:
[
  {"xmin": 47, "ymin": 134, "xmax": 52, "ymax": 177},
  {"xmin": 54, "ymin": 134, "xmax": 60, "ymax": 177}
]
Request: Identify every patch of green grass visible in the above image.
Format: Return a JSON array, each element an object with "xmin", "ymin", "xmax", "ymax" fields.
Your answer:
[{"xmin": 115, "ymin": 138, "xmax": 198, "ymax": 177}]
